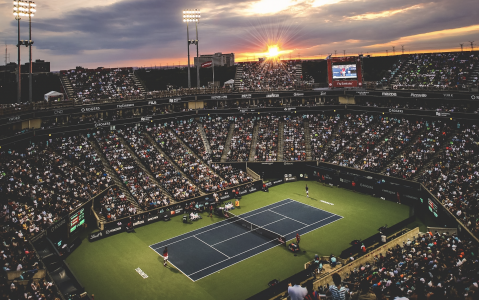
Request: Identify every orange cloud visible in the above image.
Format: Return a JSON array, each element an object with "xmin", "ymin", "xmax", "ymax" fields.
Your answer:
[
  {"xmin": 348, "ymin": 4, "xmax": 423, "ymax": 20},
  {"xmin": 366, "ymin": 24, "xmax": 479, "ymax": 49}
]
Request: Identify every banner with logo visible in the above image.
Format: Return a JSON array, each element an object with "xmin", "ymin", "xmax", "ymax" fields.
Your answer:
[{"xmin": 201, "ymin": 61, "xmax": 212, "ymax": 68}]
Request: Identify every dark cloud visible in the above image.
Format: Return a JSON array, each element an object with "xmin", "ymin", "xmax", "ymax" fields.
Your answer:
[{"xmin": 2, "ymin": 0, "xmax": 478, "ymax": 69}]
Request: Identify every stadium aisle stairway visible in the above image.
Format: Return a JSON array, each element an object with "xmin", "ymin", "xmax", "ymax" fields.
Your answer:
[
  {"xmin": 196, "ymin": 119, "xmax": 212, "ymax": 155},
  {"xmin": 277, "ymin": 118, "xmax": 285, "ymax": 161},
  {"xmin": 234, "ymin": 65, "xmax": 243, "ymax": 90},
  {"xmin": 132, "ymin": 72, "xmax": 147, "ymax": 96},
  {"xmin": 118, "ymin": 135, "xmax": 175, "ymax": 202},
  {"xmin": 248, "ymin": 122, "xmax": 260, "ymax": 161},
  {"xmin": 88, "ymin": 138, "xmax": 144, "ymax": 214},
  {"xmin": 164, "ymin": 128, "xmax": 227, "ymax": 182},
  {"xmin": 221, "ymin": 121, "xmax": 236, "ymax": 162},
  {"xmin": 303, "ymin": 120, "xmax": 312, "ymax": 161},
  {"xmin": 143, "ymin": 132, "xmax": 206, "ymax": 196},
  {"xmin": 60, "ymin": 75, "xmax": 75, "ymax": 100}
]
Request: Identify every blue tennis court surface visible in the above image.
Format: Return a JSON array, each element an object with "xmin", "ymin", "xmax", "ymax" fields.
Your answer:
[{"xmin": 149, "ymin": 199, "xmax": 343, "ymax": 281}]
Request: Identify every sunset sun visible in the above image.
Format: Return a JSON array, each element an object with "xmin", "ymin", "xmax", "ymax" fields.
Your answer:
[{"xmin": 267, "ymin": 45, "xmax": 280, "ymax": 58}]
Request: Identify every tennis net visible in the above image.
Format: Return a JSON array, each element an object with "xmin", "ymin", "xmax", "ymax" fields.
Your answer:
[{"xmin": 226, "ymin": 211, "xmax": 286, "ymax": 246}]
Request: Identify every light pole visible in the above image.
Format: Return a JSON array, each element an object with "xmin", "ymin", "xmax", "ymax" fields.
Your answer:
[
  {"xmin": 195, "ymin": 15, "xmax": 200, "ymax": 89},
  {"xmin": 27, "ymin": 1, "xmax": 36, "ymax": 103},
  {"xmin": 183, "ymin": 9, "xmax": 200, "ymax": 89},
  {"xmin": 13, "ymin": 0, "xmax": 35, "ymax": 103}
]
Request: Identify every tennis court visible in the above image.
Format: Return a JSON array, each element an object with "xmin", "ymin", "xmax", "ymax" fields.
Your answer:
[{"xmin": 149, "ymin": 199, "xmax": 343, "ymax": 281}]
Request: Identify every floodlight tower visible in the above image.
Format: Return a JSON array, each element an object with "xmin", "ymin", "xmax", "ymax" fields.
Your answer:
[
  {"xmin": 13, "ymin": 1, "xmax": 25, "ymax": 103},
  {"xmin": 27, "ymin": 1, "xmax": 36, "ymax": 103},
  {"xmin": 183, "ymin": 9, "xmax": 200, "ymax": 89},
  {"xmin": 194, "ymin": 10, "xmax": 200, "ymax": 88}
]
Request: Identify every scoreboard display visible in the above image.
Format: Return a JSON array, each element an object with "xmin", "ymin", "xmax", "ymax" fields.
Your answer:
[
  {"xmin": 428, "ymin": 198, "xmax": 439, "ymax": 217},
  {"xmin": 70, "ymin": 208, "xmax": 85, "ymax": 233}
]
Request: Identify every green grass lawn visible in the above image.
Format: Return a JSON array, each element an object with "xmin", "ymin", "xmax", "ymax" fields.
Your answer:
[{"xmin": 66, "ymin": 181, "xmax": 410, "ymax": 300}]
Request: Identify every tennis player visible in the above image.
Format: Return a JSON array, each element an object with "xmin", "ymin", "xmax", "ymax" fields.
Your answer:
[
  {"xmin": 305, "ymin": 184, "xmax": 309, "ymax": 198},
  {"xmin": 163, "ymin": 247, "xmax": 168, "ymax": 267}
]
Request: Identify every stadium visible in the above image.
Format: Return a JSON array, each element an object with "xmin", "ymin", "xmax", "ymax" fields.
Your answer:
[{"xmin": 1, "ymin": 2, "xmax": 479, "ymax": 300}]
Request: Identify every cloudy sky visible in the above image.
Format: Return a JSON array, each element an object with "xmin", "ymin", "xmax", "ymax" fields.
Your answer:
[{"xmin": 1, "ymin": 0, "xmax": 478, "ymax": 70}]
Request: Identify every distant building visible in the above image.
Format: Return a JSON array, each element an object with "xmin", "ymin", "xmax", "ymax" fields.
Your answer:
[
  {"xmin": 194, "ymin": 53, "xmax": 235, "ymax": 67},
  {"xmin": 0, "ymin": 60, "xmax": 50, "ymax": 73},
  {"xmin": 0, "ymin": 62, "xmax": 17, "ymax": 73}
]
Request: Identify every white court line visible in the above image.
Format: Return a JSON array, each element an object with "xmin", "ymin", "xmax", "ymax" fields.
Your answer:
[
  {"xmin": 147, "ymin": 245, "xmax": 195, "ymax": 282},
  {"xmin": 188, "ymin": 239, "xmax": 277, "ymax": 277},
  {"xmin": 240, "ymin": 200, "xmax": 295, "ymax": 220},
  {"xmin": 150, "ymin": 198, "xmax": 292, "ymax": 250},
  {"xmin": 150, "ymin": 198, "xmax": 344, "ymax": 282},
  {"xmin": 188, "ymin": 203, "xmax": 341, "ymax": 277},
  {"xmin": 211, "ymin": 217, "xmax": 286, "ymax": 246},
  {"xmin": 287, "ymin": 198, "xmax": 340, "ymax": 216},
  {"xmin": 194, "ymin": 236, "xmax": 230, "ymax": 258},
  {"xmin": 267, "ymin": 209, "xmax": 308, "ymax": 225},
  {"xmin": 190, "ymin": 214, "xmax": 344, "ymax": 281}
]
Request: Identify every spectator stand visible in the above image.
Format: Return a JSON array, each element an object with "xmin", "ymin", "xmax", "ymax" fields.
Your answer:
[
  {"xmin": 361, "ymin": 118, "xmax": 425, "ymax": 173},
  {"xmin": 87, "ymin": 134, "xmax": 145, "ymax": 214},
  {"xmin": 201, "ymin": 116, "xmax": 233, "ymax": 162},
  {"xmin": 420, "ymin": 124, "xmax": 479, "ymax": 237},
  {"xmin": 333, "ymin": 116, "xmax": 399, "ymax": 169},
  {"xmin": 312, "ymin": 227, "xmax": 420, "ymax": 289},
  {"xmin": 237, "ymin": 61, "xmax": 300, "ymax": 91},
  {"xmin": 149, "ymin": 124, "xmax": 231, "ymax": 193},
  {"xmin": 308, "ymin": 114, "xmax": 339, "ymax": 162},
  {"xmin": 226, "ymin": 116, "xmax": 257, "ymax": 162},
  {"xmin": 117, "ymin": 132, "xmax": 175, "ymax": 202},
  {"xmin": 390, "ymin": 52, "xmax": 479, "ymax": 91},
  {"xmin": 60, "ymin": 67, "xmax": 143, "ymax": 103},
  {"xmin": 283, "ymin": 115, "xmax": 307, "ymax": 161},
  {"xmin": 384, "ymin": 120, "xmax": 452, "ymax": 180},
  {"xmin": 254, "ymin": 115, "xmax": 280, "ymax": 162},
  {"xmin": 94, "ymin": 130, "xmax": 169, "ymax": 212},
  {"xmin": 326, "ymin": 113, "xmax": 377, "ymax": 165},
  {"xmin": 123, "ymin": 126, "xmax": 201, "ymax": 202}
]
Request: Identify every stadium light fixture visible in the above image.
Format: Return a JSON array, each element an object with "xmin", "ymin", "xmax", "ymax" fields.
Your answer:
[
  {"xmin": 182, "ymin": 9, "xmax": 201, "ymax": 89},
  {"xmin": 13, "ymin": 0, "xmax": 36, "ymax": 103}
]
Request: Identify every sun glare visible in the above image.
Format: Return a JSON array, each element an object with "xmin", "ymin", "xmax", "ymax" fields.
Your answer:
[{"xmin": 267, "ymin": 45, "xmax": 280, "ymax": 58}]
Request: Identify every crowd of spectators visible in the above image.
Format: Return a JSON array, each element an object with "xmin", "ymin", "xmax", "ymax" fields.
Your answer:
[
  {"xmin": 151, "ymin": 125, "xmax": 228, "ymax": 193},
  {"xmin": 0, "ymin": 142, "xmax": 107, "ymax": 228},
  {"xmin": 202, "ymin": 116, "xmax": 233, "ymax": 162},
  {"xmin": 2, "ymin": 276, "xmax": 58, "ymax": 300},
  {"xmin": 238, "ymin": 61, "xmax": 299, "ymax": 91},
  {"xmin": 361, "ymin": 118, "xmax": 423, "ymax": 173},
  {"xmin": 391, "ymin": 52, "xmax": 479, "ymax": 90},
  {"xmin": 211, "ymin": 164, "xmax": 252, "ymax": 186},
  {"xmin": 226, "ymin": 116, "xmax": 255, "ymax": 162},
  {"xmin": 254, "ymin": 115, "xmax": 279, "ymax": 161},
  {"xmin": 385, "ymin": 121, "xmax": 449, "ymax": 180},
  {"xmin": 420, "ymin": 125, "xmax": 479, "ymax": 237},
  {"xmin": 50, "ymin": 135, "xmax": 112, "ymax": 188},
  {"xmin": 340, "ymin": 231, "xmax": 478, "ymax": 300},
  {"xmin": 98, "ymin": 186, "xmax": 137, "ymax": 221},
  {"xmin": 124, "ymin": 127, "xmax": 200, "ymax": 201},
  {"xmin": 322, "ymin": 114, "xmax": 374, "ymax": 163},
  {"xmin": 283, "ymin": 116, "xmax": 306, "ymax": 161},
  {"xmin": 62, "ymin": 67, "xmax": 141, "ymax": 101},
  {"xmin": 172, "ymin": 119, "xmax": 211, "ymax": 162},
  {"xmin": 332, "ymin": 117, "xmax": 394, "ymax": 168},
  {"xmin": 309, "ymin": 115, "xmax": 337, "ymax": 161},
  {"xmin": 95, "ymin": 130, "xmax": 170, "ymax": 211}
]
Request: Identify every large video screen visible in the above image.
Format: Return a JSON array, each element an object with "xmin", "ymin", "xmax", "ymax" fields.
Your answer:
[{"xmin": 332, "ymin": 64, "xmax": 357, "ymax": 79}]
